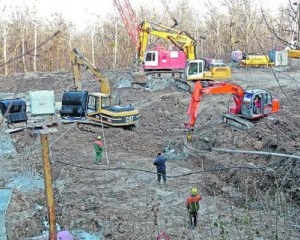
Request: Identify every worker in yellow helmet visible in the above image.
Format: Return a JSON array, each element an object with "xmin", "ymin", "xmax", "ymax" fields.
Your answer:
[
  {"xmin": 185, "ymin": 187, "xmax": 202, "ymax": 228},
  {"xmin": 94, "ymin": 136, "xmax": 104, "ymax": 164}
]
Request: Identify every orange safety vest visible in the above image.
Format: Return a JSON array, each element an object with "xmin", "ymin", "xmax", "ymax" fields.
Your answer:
[
  {"xmin": 95, "ymin": 140, "xmax": 103, "ymax": 148},
  {"xmin": 185, "ymin": 194, "xmax": 202, "ymax": 212}
]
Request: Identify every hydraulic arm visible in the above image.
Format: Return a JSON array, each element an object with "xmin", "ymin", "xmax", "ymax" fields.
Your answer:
[{"xmin": 138, "ymin": 21, "xmax": 196, "ymax": 63}]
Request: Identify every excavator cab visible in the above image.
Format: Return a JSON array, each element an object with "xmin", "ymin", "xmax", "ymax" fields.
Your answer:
[
  {"xmin": 185, "ymin": 59, "xmax": 231, "ymax": 81},
  {"xmin": 86, "ymin": 93, "xmax": 111, "ymax": 114},
  {"xmin": 186, "ymin": 60, "xmax": 206, "ymax": 80},
  {"xmin": 86, "ymin": 92, "xmax": 139, "ymax": 127},
  {"xmin": 240, "ymin": 90, "xmax": 279, "ymax": 119}
]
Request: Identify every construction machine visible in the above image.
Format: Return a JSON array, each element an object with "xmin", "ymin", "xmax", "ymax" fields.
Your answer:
[
  {"xmin": 137, "ymin": 21, "xmax": 232, "ymax": 92},
  {"xmin": 239, "ymin": 55, "xmax": 274, "ymax": 67},
  {"xmin": 184, "ymin": 81, "xmax": 280, "ymax": 140},
  {"xmin": 138, "ymin": 21, "xmax": 231, "ymax": 78},
  {"xmin": 286, "ymin": 39, "xmax": 300, "ymax": 58},
  {"xmin": 113, "ymin": 0, "xmax": 231, "ymax": 87},
  {"xmin": 60, "ymin": 48, "xmax": 139, "ymax": 128},
  {"xmin": 138, "ymin": 20, "xmax": 196, "ymax": 74}
]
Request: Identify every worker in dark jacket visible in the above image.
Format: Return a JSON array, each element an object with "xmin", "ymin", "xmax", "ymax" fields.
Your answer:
[
  {"xmin": 94, "ymin": 136, "xmax": 104, "ymax": 164},
  {"xmin": 185, "ymin": 187, "xmax": 202, "ymax": 227},
  {"xmin": 153, "ymin": 153, "xmax": 167, "ymax": 183}
]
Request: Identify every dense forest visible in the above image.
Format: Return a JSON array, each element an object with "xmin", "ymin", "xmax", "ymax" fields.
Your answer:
[{"xmin": 0, "ymin": 0, "xmax": 298, "ymax": 74}]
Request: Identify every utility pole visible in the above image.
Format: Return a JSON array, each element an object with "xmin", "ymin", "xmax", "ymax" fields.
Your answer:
[{"xmin": 40, "ymin": 133, "xmax": 57, "ymax": 240}]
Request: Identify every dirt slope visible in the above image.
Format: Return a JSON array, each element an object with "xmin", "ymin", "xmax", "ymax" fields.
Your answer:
[{"xmin": 0, "ymin": 67, "xmax": 300, "ymax": 240}]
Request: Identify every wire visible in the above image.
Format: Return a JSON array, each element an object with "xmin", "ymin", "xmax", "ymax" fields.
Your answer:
[
  {"xmin": 0, "ymin": 30, "xmax": 61, "ymax": 69},
  {"xmin": 100, "ymin": 114, "xmax": 109, "ymax": 165},
  {"xmin": 161, "ymin": 0, "xmax": 179, "ymax": 28},
  {"xmin": 49, "ymin": 123, "xmax": 76, "ymax": 148},
  {"xmin": 53, "ymin": 152, "xmax": 298, "ymax": 179},
  {"xmin": 250, "ymin": 23, "xmax": 300, "ymax": 122}
]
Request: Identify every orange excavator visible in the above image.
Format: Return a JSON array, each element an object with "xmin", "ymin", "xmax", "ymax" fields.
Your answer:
[{"xmin": 184, "ymin": 81, "xmax": 280, "ymax": 140}]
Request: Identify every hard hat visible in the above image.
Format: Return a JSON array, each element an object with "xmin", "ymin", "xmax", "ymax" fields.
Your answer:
[
  {"xmin": 191, "ymin": 187, "xmax": 198, "ymax": 195},
  {"xmin": 97, "ymin": 136, "xmax": 102, "ymax": 140}
]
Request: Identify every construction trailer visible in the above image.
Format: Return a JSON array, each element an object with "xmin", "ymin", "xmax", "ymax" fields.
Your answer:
[{"xmin": 268, "ymin": 50, "xmax": 289, "ymax": 66}]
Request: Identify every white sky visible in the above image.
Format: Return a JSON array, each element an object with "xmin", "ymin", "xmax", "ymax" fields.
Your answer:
[{"xmin": 0, "ymin": 0, "xmax": 290, "ymax": 30}]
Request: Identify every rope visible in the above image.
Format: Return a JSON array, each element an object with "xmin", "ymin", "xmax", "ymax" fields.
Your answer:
[
  {"xmin": 99, "ymin": 114, "xmax": 109, "ymax": 165},
  {"xmin": 49, "ymin": 123, "xmax": 75, "ymax": 148}
]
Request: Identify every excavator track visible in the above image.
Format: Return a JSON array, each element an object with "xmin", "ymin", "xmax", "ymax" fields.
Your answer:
[{"xmin": 222, "ymin": 114, "xmax": 254, "ymax": 130}]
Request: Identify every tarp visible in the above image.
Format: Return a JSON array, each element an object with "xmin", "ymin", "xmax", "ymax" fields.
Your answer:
[
  {"xmin": 0, "ymin": 188, "xmax": 13, "ymax": 240},
  {"xmin": 57, "ymin": 230, "xmax": 76, "ymax": 240}
]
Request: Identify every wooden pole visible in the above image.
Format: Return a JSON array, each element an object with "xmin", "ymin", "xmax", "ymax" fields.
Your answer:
[{"xmin": 40, "ymin": 133, "xmax": 57, "ymax": 240}]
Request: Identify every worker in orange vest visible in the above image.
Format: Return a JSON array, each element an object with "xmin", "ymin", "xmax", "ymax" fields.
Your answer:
[
  {"xmin": 185, "ymin": 187, "xmax": 202, "ymax": 227},
  {"xmin": 94, "ymin": 136, "xmax": 104, "ymax": 164}
]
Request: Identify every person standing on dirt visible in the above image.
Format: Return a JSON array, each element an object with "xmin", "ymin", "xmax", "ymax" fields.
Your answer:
[
  {"xmin": 94, "ymin": 136, "xmax": 104, "ymax": 164},
  {"xmin": 185, "ymin": 187, "xmax": 202, "ymax": 227},
  {"xmin": 153, "ymin": 153, "xmax": 167, "ymax": 184}
]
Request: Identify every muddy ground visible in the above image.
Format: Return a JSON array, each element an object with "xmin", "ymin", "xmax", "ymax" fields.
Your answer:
[{"xmin": 0, "ymin": 65, "xmax": 300, "ymax": 240}]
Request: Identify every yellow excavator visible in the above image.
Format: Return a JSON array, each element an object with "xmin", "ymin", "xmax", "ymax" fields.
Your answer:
[
  {"xmin": 60, "ymin": 48, "xmax": 139, "ymax": 128},
  {"xmin": 113, "ymin": 0, "xmax": 231, "ymax": 90},
  {"xmin": 138, "ymin": 21, "xmax": 231, "ymax": 91}
]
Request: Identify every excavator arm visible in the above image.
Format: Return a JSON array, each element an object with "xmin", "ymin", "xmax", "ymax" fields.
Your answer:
[
  {"xmin": 71, "ymin": 48, "xmax": 111, "ymax": 95},
  {"xmin": 185, "ymin": 81, "xmax": 245, "ymax": 131},
  {"xmin": 138, "ymin": 21, "xmax": 196, "ymax": 63}
]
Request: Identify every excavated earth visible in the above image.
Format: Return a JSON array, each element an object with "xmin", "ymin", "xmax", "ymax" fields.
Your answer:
[{"xmin": 0, "ymin": 65, "xmax": 300, "ymax": 240}]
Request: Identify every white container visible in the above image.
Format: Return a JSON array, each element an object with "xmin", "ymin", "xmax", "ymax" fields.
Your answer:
[
  {"xmin": 268, "ymin": 50, "xmax": 289, "ymax": 66},
  {"xmin": 29, "ymin": 90, "xmax": 55, "ymax": 115}
]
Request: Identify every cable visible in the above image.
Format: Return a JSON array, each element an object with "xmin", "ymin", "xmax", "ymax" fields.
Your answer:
[
  {"xmin": 52, "ymin": 145, "xmax": 300, "ymax": 179},
  {"xmin": 53, "ymin": 159, "xmax": 264, "ymax": 178},
  {"xmin": 49, "ymin": 123, "xmax": 76, "ymax": 148},
  {"xmin": 250, "ymin": 23, "xmax": 300, "ymax": 124},
  {"xmin": 161, "ymin": 0, "xmax": 179, "ymax": 28},
  {"xmin": 99, "ymin": 114, "xmax": 109, "ymax": 165}
]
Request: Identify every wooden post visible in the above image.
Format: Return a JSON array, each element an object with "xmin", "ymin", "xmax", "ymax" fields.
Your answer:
[{"xmin": 40, "ymin": 133, "xmax": 57, "ymax": 240}]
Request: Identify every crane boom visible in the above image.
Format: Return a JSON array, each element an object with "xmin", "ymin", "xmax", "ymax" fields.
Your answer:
[
  {"xmin": 113, "ymin": 0, "xmax": 139, "ymax": 48},
  {"xmin": 160, "ymin": 0, "xmax": 178, "ymax": 28}
]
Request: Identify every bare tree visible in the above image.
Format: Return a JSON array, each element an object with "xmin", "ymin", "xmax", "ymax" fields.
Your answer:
[
  {"xmin": 0, "ymin": 4, "xmax": 9, "ymax": 75},
  {"xmin": 262, "ymin": 0, "xmax": 300, "ymax": 50}
]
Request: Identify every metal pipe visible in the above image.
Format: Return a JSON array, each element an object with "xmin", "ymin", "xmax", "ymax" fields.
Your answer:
[{"xmin": 211, "ymin": 148, "xmax": 300, "ymax": 160}]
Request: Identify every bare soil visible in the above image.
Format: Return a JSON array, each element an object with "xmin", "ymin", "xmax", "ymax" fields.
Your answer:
[{"xmin": 0, "ymin": 66, "xmax": 300, "ymax": 240}]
